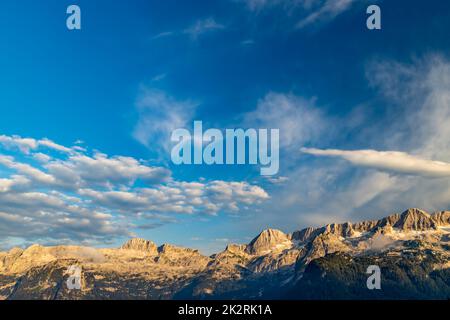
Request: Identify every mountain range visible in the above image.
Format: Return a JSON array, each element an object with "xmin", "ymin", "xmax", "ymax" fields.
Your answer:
[{"xmin": 1, "ymin": 208, "xmax": 449, "ymax": 300}]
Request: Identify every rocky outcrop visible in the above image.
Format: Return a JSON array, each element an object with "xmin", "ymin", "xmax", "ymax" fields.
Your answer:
[
  {"xmin": 352, "ymin": 219, "xmax": 380, "ymax": 233},
  {"xmin": 224, "ymin": 244, "xmax": 248, "ymax": 254},
  {"xmin": 246, "ymin": 229, "xmax": 292, "ymax": 255},
  {"xmin": 210, "ymin": 244, "xmax": 250, "ymax": 268},
  {"xmin": 297, "ymin": 232, "xmax": 350, "ymax": 268},
  {"xmin": 323, "ymin": 222, "xmax": 355, "ymax": 238},
  {"xmin": 372, "ymin": 223, "xmax": 394, "ymax": 236},
  {"xmin": 121, "ymin": 238, "xmax": 158, "ymax": 254},
  {"xmin": 0, "ymin": 247, "xmax": 24, "ymax": 273},
  {"xmin": 249, "ymin": 249, "xmax": 301, "ymax": 273},
  {"xmin": 155, "ymin": 244, "xmax": 210, "ymax": 268},
  {"xmin": 432, "ymin": 211, "xmax": 450, "ymax": 226},
  {"xmin": 291, "ymin": 227, "xmax": 318, "ymax": 243}
]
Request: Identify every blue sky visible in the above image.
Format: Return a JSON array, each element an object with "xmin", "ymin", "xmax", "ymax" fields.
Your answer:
[{"xmin": 1, "ymin": 0, "xmax": 450, "ymax": 254}]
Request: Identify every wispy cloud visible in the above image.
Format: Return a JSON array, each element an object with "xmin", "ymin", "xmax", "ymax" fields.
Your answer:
[
  {"xmin": 183, "ymin": 18, "xmax": 225, "ymax": 39},
  {"xmin": 241, "ymin": 39, "xmax": 255, "ymax": 46},
  {"xmin": 243, "ymin": 92, "xmax": 330, "ymax": 150},
  {"xmin": 366, "ymin": 55, "xmax": 450, "ymax": 160},
  {"xmin": 238, "ymin": 0, "xmax": 356, "ymax": 29},
  {"xmin": 152, "ymin": 17, "xmax": 225, "ymax": 41},
  {"xmin": 133, "ymin": 87, "xmax": 198, "ymax": 154},
  {"xmin": 151, "ymin": 31, "xmax": 175, "ymax": 40},
  {"xmin": 296, "ymin": 0, "xmax": 355, "ymax": 29},
  {"xmin": 236, "ymin": 54, "xmax": 450, "ymax": 233},
  {"xmin": 239, "ymin": 0, "xmax": 309, "ymax": 12}
]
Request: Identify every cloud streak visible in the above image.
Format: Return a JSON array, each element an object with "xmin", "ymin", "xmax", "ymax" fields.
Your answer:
[
  {"xmin": 301, "ymin": 148, "xmax": 450, "ymax": 178},
  {"xmin": 0, "ymin": 135, "xmax": 74, "ymax": 154},
  {"xmin": 296, "ymin": 0, "xmax": 355, "ymax": 29},
  {"xmin": 239, "ymin": 0, "xmax": 356, "ymax": 29}
]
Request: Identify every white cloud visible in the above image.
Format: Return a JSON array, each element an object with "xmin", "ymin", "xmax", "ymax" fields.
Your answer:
[
  {"xmin": 301, "ymin": 148, "xmax": 450, "ymax": 178},
  {"xmin": 38, "ymin": 138, "xmax": 73, "ymax": 153},
  {"xmin": 0, "ymin": 135, "xmax": 75, "ymax": 154},
  {"xmin": 0, "ymin": 134, "xmax": 270, "ymax": 246},
  {"xmin": 0, "ymin": 176, "xmax": 30, "ymax": 192},
  {"xmin": 47, "ymin": 152, "xmax": 171, "ymax": 188},
  {"xmin": 78, "ymin": 180, "xmax": 268, "ymax": 216},
  {"xmin": 0, "ymin": 151, "xmax": 170, "ymax": 190},
  {"xmin": 0, "ymin": 135, "xmax": 37, "ymax": 153},
  {"xmin": 0, "ymin": 188, "xmax": 131, "ymax": 244},
  {"xmin": 33, "ymin": 152, "xmax": 52, "ymax": 163},
  {"xmin": 0, "ymin": 155, "xmax": 56, "ymax": 185}
]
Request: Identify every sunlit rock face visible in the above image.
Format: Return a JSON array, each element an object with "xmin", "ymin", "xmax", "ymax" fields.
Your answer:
[{"xmin": 121, "ymin": 238, "xmax": 158, "ymax": 254}]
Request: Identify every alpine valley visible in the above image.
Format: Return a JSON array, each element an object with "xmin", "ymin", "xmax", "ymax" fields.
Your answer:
[{"xmin": 1, "ymin": 208, "xmax": 449, "ymax": 300}]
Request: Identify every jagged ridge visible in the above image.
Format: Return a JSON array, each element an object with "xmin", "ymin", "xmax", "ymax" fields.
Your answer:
[{"xmin": 0, "ymin": 208, "xmax": 449, "ymax": 300}]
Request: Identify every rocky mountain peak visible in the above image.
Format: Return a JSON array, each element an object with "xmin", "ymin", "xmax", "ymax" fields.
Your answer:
[
  {"xmin": 291, "ymin": 208, "xmax": 448, "ymax": 245},
  {"xmin": 7, "ymin": 247, "xmax": 24, "ymax": 256},
  {"xmin": 246, "ymin": 229, "xmax": 291, "ymax": 255},
  {"xmin": 121, "ymin": 238, "xmax": 158, "ymax": 254},
  {"xmin": 297, "ymin": 232, "xmax": 350, "ymax": 268},
  {"xmin": 0, "ymin": 208, "xmax": 449, "ymax": 300},
  {"xmin": 393, "ymin": 208, "xmax": 438, "ymax": 231},
  {"xmin": 324, "ymin": 222, "xmax": 355, "ymax": 238},
  {"xmin": 291, "ymin": 226, "xmax": 317, "ymax": 243}
]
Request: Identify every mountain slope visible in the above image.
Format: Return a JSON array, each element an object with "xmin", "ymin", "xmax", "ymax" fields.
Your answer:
[{"xmin": 1, "ymin": 208, "xmax": 449, "ymax": 300}]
